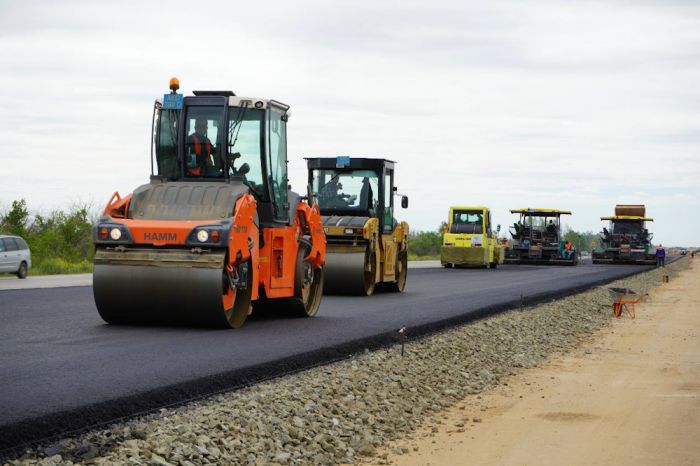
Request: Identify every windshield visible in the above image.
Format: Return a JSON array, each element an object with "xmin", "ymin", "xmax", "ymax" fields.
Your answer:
[
  {"xmin": 312, "ymin": 169, "xmax": 379, "ymax": 214},
  {"xmin": 521, "ymin": 214, "xmax": 559, "ymax": 229},
  {"xmin": 183, "ymin": 106, "xmax": 225, "ymax": 179},
  {"xmin": 453, "ymin": 210, "xmax": 482, "ymax": 225},
  {"xmin": 612, "ymin": 220, "xmax": 642, "ymax": 235},
  {"xmin": 227, "ymin": 107, "xmax": 266, "ymax": 199},
  {"xmin": 153, "ymin": 103, "xmax": 267, "ymax": 198},
  {"xmin": 450, "ymin": 210, "xmax": 483, "ymax": 234}
]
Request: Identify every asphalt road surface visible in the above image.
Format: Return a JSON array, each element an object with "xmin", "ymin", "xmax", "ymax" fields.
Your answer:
[{"xmin": 0, "ymin": 262, "xmax": 650, "ymax": 450}]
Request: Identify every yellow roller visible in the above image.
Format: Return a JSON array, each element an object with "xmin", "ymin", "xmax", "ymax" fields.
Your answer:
[{"xmin": 306, "ymin": 157, "xmax": 410, "ymax": 296}]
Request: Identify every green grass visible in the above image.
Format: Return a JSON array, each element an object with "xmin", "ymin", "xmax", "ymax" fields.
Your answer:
[{"xmin": 31, "ymin": 258, "xmax": 93, "ymax": 275}]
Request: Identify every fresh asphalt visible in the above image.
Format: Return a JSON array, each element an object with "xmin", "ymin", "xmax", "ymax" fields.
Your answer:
[{"xmin": 0, "ymin": 261, "xmax": 652, "ymax": 451}]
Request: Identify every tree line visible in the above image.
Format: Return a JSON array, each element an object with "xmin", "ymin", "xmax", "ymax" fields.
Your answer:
[{"xmin": 407, "ymin": 223, "xmax": 601, "ymax": 259}]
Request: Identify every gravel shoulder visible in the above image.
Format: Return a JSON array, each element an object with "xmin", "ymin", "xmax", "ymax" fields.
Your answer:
[
  {"xmin": 3, "ymin": 259, "xmax": 689, "ymax": 465},
  {"xmin": 370, "ymin": 258, "xmax": 700, "ymax": 466}
]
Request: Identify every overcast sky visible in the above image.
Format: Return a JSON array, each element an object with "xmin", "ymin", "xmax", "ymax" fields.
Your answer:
[{"xmin": 1, "ymin": 0, "xmax": 698, "ymax": 245}]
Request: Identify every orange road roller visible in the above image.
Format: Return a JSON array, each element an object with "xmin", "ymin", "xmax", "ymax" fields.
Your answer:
[{"xmin": 92, "ymin": 79, "xmax": 326, "ymax": 328}]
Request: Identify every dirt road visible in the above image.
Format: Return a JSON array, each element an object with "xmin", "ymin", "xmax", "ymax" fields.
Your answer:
[{"xmin": 374, "ymin": 261, "xmax": 700, "ymax": 466}]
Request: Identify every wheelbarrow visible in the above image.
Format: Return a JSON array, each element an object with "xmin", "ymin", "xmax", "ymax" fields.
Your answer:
[{"xmin": 608, "ymin": 287, "xmax": 646, "ymax": 319}]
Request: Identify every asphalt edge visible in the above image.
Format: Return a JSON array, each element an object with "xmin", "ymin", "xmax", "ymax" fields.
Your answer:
[{"xmin": 0, "ymin": 264, "xmax": 664, "ymax": 457}]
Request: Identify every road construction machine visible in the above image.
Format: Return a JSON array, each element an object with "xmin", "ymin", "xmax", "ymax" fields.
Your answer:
[
  {"xmin": 505, "ymin": 208, "xmax": 578, "ymax": 265},
  {"xmin": 592, "ymin": 205, "xmax": 654, "ymax": 265},
  {"xmin": 92, "ymin": 78, "xmax": 326, "ymax": 328},
  {"xmin": 440, "ymin": 206, "xmax": 503, "ymax": 268},
  {"xmin": 306, "ymin": 157, "xmax": 409, "ymax": 295}
]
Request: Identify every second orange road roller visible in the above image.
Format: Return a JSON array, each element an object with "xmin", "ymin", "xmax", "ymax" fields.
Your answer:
[{"xmin": 92, "ymin": 79, "xmax": 326, "ymax": 328}]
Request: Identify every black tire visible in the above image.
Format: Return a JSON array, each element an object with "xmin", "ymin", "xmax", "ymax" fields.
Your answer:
[
  {"xmin": 489, "ymin": 262, "xmax": 498, "ymax": 269},
  {"xmin": 443, "ymin": 263, "xmax": 453, "ymax": 269},
  {"xmin": 389, "ymin": 251, "xmax": 408, "ymax": 293},
  {"xmin": 292, "ymin": 241, "xmax": 324, "ymax": 317},
  {"xmin": 17, "ymin": 261, "xmax": 28, "ymax": 279},
  {"xmin": 224, "ymin": 260, "xmax": 253, "ymax": 329},
  {"xmin": 363, "ymin": 251, "xmax": 377, "ymax": 296}
]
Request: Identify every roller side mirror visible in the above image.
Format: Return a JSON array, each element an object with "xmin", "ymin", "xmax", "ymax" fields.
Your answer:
[{"xmin": 401, "ymin": 196, "xmax": 408, "ymax": 209}]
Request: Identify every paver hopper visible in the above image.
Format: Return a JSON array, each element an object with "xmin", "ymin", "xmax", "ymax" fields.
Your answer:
[
  {"xmin": 306, "ymin": 157, "xmax": 409, "ymax": 295},
  {"xmin": 92, "ymin": 79, "xmax": 326, "ymax": 328}
]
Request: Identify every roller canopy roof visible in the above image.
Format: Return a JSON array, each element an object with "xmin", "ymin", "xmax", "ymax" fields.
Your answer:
[
  {"xmin": 450, "ymin": 206, "xmax": 490, "ymax": 211},
  {"xmin": 305, "ymin": 157, "xmax": 395, "ymax": 171}
]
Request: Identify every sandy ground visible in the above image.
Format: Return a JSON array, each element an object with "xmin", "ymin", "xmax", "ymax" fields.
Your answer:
[{"xmin": 368, "ymin": 260, "xmax": 700, "ymax": 466}]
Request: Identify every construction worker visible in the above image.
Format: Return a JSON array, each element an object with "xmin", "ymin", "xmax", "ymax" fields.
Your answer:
[
  {"xmin": 186, "ymin": 118, "xmax": 216, "ymax": 176},
  {"xmin": 562, "ymin": 240, "xmax": 573, "ymax": 259},
  {"xmin": 655, "ymin": 244, "xmax": 666, "ymax": 267}
]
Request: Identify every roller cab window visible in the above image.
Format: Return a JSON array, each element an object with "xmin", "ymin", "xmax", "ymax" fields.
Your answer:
[
  {"xmin": 228, "ymin": 107, "xmax": 266, "ymax": 199},
  {"xmin": 267, "ymin": 108, "xmax": 288, "ymax": 221},
  {"xmin": 183, "ymin": 107, "xmax": 225, "ymax": 179},
  {"xmin": 312, "ymin": 169, "xmax": 379, "ymax": 216},
  {"xmin": 382, "ymin": 169, "xmax": 394, "ymax": 233},
  {"xmin": 450, "ymin": 211, "xmax": 483, "ymax": 234},
  {"xmin": 612, "ymin": 220, "xmax": 642, "ymax": 235},
  {"xmin": 154, "ymin": 105, "xmax": 180, "ymax": 180}
]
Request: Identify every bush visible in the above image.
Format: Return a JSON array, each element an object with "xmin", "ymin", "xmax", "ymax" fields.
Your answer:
[
  {"xmin": 0, "ymin": 199, "xmax": 96, "ymax": 275},
  {"xmin": 408, "ymin": 224, "xmax": 445, "ymax": 259},
  {"xmin": 33, "ymin": 258, "xmax": 93, "ymax": 275}
]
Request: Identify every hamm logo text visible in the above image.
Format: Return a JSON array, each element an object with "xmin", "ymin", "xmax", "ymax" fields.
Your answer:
[{"xmin": 144, "ymin": 232, "xmax": 177, "ymax": 241}]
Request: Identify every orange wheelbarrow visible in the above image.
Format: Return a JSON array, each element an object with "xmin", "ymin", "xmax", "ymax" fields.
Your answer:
[{"xmin": 608, "ymin": 287, "xmax": 645, "ymax": 319}]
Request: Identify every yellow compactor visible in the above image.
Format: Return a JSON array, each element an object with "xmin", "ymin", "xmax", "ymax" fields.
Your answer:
[
  {"xmin": 441, "ymin": 206, "xmax": 504, "ymax": 268},
  {"xmin": 306, "ymin": 157, "xmax": 409, "ymax": 295}
]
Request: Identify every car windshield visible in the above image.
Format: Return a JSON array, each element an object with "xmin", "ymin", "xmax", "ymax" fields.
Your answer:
[{"xmin": 312, "ymin": 169, "xmax": 379, "ymax": 214}]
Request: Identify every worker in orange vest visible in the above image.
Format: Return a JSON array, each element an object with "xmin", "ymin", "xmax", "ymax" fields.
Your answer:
[
  {"xmin": 562, "ymin": 240, "xmax": 573, "ymax": 259},
  {"xmin": 186, "ymin": 118, "xmax": 216, "ymax": 177}
]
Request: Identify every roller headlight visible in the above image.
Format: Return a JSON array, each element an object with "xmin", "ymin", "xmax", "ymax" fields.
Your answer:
[
  {"xmin": 109, "ymin": 228, "xmax": 122, "ymax": 240},
  {"xmin": 197, "ymin": 230, "xmax": 209, "ymax": 242}
]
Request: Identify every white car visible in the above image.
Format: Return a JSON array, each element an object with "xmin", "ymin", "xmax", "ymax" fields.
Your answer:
[{"xmin": 0, "ymin": 235, "xmax": 32, "ymax": 278}]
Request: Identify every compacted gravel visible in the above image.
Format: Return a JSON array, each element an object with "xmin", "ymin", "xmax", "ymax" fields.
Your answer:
[{"xmin": 5, "ymin": 259, "xmax": 688, "ymax": 466}]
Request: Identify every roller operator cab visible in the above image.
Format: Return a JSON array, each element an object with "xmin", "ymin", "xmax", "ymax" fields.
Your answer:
[
  {"xmin": 306, "ymin": 157, "xmax": 409, "ymax": 296},
  {"xmin": 505, "ymin": 208, "xmax": 578, "ymax": 265},
  {"xmin": 441, "ymin": 206, "xmax": 503, "ymax": 268},
  {"xmin": 92, "ymin": 79, "xmax": 326, "ymax": 328},
  {"xmin": 592, "ymin": 205, "xmax": 655, "ymax": 265}
]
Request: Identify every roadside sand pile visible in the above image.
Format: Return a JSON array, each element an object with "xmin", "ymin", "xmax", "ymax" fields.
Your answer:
[{"xmin": 5, "ymin": 259, "xmax": 688, "ymax": 466}]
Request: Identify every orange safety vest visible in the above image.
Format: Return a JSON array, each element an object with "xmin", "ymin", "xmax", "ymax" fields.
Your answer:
[
  {"xmin": 565, "ymin": 242, "xmax": 572, "ymax": 250},
  {"xmin": 189, "ymin": 134, "xmax": 212, "ymax": 176}
]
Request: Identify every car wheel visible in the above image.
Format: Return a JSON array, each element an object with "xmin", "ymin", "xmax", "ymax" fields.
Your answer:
[{"xmin": 17, "ymin": 261, "xmax": 28, "ymax": 279}]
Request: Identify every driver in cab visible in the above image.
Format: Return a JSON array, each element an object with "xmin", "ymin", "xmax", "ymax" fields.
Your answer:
[{"xmin": 186, "ymin": 118, "xmax": 216, "ymax": 176}]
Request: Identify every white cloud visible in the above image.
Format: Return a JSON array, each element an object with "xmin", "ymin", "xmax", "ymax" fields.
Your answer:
[{"xmin": 0, "ymin": 0, "xmax": 698, "ymax": 245}]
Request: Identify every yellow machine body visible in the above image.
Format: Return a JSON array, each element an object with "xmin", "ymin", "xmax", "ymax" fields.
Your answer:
[
  {"xmin": 308, "ymin": 157, "xmax": 409, "ymax": 295},
  {"xmin": 441, "ymin": 206, "xmax": 503, "ymax": 268}
]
